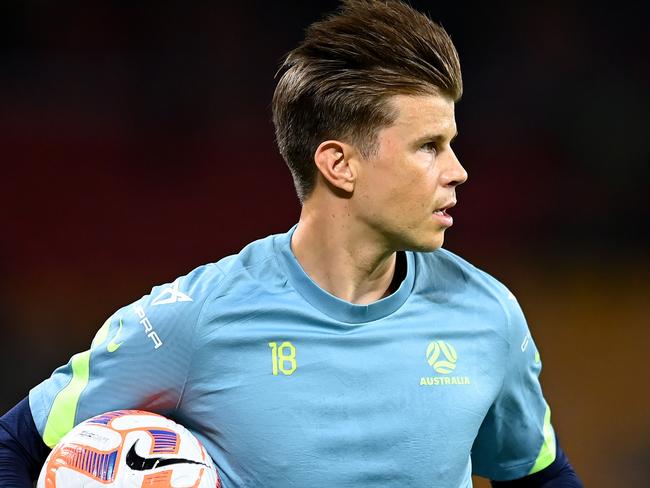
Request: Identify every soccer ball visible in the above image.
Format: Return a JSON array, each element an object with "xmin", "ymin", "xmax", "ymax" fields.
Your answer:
[{"xmin": 37, "ymin": 410, "xmax": 221, "ymax": 488}]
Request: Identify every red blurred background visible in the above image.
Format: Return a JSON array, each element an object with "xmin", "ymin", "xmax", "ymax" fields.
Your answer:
[{"xmin": 1, "ymin": 2, "xmax": 648, "ymax": 486}]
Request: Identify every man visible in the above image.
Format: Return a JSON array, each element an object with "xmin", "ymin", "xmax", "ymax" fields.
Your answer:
[{"xmin": 0, "ymin": 1, "xmax": 582, "ymax": 486}]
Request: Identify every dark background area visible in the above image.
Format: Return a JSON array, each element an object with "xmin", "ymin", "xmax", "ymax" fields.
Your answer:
[{"xmin": 1, "ymin": 1, "xmax": 648, "ymax": 486}]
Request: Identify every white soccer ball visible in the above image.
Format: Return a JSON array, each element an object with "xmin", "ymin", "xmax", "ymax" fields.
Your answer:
[{"xmin": 37, "ymin": 410, "xmax": 221, "ymax": 488}]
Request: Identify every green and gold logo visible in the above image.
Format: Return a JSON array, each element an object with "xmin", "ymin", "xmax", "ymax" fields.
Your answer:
[
  {"xmin": 420, "ymin": 340, "xmax": 470, "ymax": 387},
  {"xmin": 426, "ymin": 340, "xmax": 457, "ymax": 374}
]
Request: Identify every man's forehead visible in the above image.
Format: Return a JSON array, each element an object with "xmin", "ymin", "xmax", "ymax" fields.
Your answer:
[{"xmin": 387, "ymin": 93, "xmax": 457, "ymax": 136}]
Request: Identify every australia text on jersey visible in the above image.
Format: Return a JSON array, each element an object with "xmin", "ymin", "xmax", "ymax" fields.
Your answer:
[{"xmin": 420, "ymin": 340, "xmax": 471, "ymax": 386}]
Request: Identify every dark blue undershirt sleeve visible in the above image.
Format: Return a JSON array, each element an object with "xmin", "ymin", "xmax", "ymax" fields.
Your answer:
[
  {"xmin": 490, "ymin": 440, "xmax": 583, "ymax": 487},
  {"xmin": 0, "ymin": 396, "xmax": 51, "ymax": 487}
]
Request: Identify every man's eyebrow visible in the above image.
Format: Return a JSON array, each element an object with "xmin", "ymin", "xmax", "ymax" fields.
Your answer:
[{"xmin": 415, "ymin": 131, "xmax": 459, "ymax": 144}]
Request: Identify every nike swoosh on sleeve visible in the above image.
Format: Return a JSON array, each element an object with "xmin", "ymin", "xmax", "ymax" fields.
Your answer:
[{"xmin": 107, "ymin": 319, "xmax": 124, "ymax": 353}]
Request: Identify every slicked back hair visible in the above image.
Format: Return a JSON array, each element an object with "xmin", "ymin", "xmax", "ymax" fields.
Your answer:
[{"xmin": 272, "ymin": 0, "xmax": 463, "ymax": 203}]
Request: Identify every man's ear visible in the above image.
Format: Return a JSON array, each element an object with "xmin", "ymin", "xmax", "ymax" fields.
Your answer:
[{"xmin": 313, "ymin": 140, "xmax": 356, "ymax": 194}]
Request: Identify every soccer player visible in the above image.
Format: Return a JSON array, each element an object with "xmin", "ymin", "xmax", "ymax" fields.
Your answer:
[{"xmin": 0, "ymin": 1, "xmax": 583, "ymax": 486}]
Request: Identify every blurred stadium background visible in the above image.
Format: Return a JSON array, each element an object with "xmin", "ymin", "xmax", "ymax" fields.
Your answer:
[{"xmin": 1, "ymin": 1, "xmax": 648, "ymax": 486}]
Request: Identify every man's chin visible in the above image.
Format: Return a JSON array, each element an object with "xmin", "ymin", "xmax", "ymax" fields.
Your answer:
[{"xmin": 401, "ymin": 232, "xmax": 445, "ymax": 253}]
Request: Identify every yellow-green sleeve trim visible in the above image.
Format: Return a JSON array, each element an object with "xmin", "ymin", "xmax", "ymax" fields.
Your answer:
[
  {"xmin": 42, "ymin": 318, "xmax": 111, "ymax": 448},
  {"xmin": 528, "ymin": 404, "xmax": 556, "ymax": 474},
  {"xmin": 42, "ymin": 350, "xmax": 91, "ymax": 447}
]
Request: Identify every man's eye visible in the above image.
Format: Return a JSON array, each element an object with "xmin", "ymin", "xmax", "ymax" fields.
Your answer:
[{"xmin": 421, "ymin": 142, "xmax": 437, "ymax": 153}]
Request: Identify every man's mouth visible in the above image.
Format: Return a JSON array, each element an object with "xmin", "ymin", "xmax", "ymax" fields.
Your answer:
[
  {"xmin": 433, "ymin": 200, "xmax": 456, "ymax": 213},
  {"xmin": 432, "ymin": 201, "xmax": 456, "ymax": 226}
]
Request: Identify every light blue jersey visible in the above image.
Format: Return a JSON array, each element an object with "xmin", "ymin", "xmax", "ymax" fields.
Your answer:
[{"xmin": 30, "ymin": 226, "xmax": 556, "ymax": 487}]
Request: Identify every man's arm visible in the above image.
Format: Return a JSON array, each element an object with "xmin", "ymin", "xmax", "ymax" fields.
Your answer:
[
  {"xmin": 471, "ymin": 279, "xmax": 583, "ymax": 484},
  {"xmin": 491, "ymin": 439, "xmax": 583, "ymax": 487},
  {"xmin": 0, "ymin": 397, "xmax": 50, "ymax": 487}
]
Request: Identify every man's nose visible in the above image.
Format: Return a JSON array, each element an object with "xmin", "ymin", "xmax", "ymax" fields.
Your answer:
[{"xmin": 441, "ymin": 149, "xmax": 468, "ymax": 187}]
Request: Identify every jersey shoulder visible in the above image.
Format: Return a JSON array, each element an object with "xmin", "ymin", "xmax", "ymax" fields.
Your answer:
[
  {"xmin": 206, "ymin": 231, "xmax": 288, "ymax": 296},
  {"xmin": 168, "ymin": 231, "xmax": 285, "ymax": 306},
  {"xmin": 414, "ymin": 248, "xmax": 521, "ymax": 341},
  {"xmin": 180, "ymin": 231, "xmax": 290, "ymax": 336},
  {"xmin": 415, "ymin": 247, "xmax": 514, "ymax": 299},
  {"xmin": 435, "ymin": 247, "xmax": 514, "ymax": 296}
]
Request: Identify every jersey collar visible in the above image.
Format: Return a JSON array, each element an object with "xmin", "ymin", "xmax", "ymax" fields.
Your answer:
[{"xmin": 276, "ymin": 225, "xmax": 415, "ymax": 324}]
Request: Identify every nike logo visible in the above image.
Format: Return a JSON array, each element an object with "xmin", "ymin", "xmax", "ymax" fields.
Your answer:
[
  {"xmin": 107, "ymin": 319, "xmax": 124, "ymax": 353},
  {"xmin": 126, "ymin": 440, "xmax": 208, "ymax": 471}
]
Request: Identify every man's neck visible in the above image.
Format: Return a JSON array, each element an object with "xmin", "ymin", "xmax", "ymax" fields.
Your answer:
[{"xmin": 291, "ymin": 207, "xmax": 401, "ymax": 305}]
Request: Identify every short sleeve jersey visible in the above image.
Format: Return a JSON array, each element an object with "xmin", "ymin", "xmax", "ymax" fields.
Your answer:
[{"xmin": 30, "ymin": 226, "xmax": 556, "ymax": 487}]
